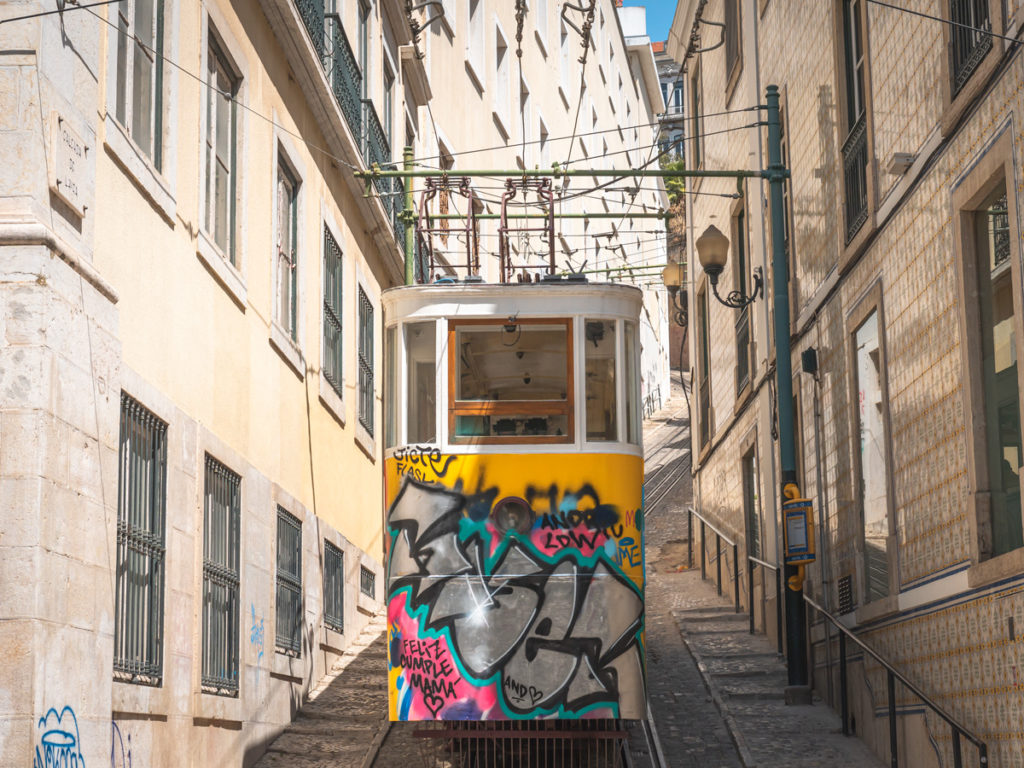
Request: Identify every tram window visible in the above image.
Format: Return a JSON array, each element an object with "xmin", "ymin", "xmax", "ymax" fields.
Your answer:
[
  {"xmin": 406, "ymin": 322, "xmax": 436, "ymax": 443},
  {"xmin": 625, "ymin": 321, "xmax": 641, "ymax": 444},
  {"xmin": 385, "ymin": 325, "xmax": 398, "ymax": 448},
  {"xmin": 449, "ymin": 319, "xmax": 573, "ymax": 443},
  {"xmin": 585, "ymin": 319, "xmax": 617, "ymax": 441}
]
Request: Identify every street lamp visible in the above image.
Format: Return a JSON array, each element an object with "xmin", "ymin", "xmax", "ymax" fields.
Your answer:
[
  {"xmin": 695, "ymin": 224, "xmax": 764, "ymax": 309},
  {"xmin": 661, "ymin": 259, "xmax": 687, "ymax": 327}
]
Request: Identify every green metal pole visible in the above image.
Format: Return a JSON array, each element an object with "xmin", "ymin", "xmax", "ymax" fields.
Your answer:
[
  {"xmin": 766, "ymin": 84, "xmax": 808, "ymax": 694},
  {"xmin": 356, "ymin": 167, "xmax": 764, "ymax": 180},
  {"xmin": 403, "ymin": 146, "xmax": 415, "ymax": 286},
  {"xmin": 426, "ymin": 212, "xmax": 670, "ymax": 220}
]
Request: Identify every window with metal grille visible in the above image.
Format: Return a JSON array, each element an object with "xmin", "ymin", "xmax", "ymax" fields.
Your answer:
[
  {"xmin": 358, "ymin": 286, "xmax": 374, "ymax": 435},
  {"xmin": 276, "ymin": 158, "xmax": 299, "ymax": 340},
  {"xmin": 360, "ymin": 566, "xmax": 375, "ymax": 599},
  {"xmin": 275, "ymin": 508, "xmax": 303, "ymax": 655},
  {"xmin": 113, "ymin": 393, "xmax": 167, "ymax": 685},
  {"xmin": 323, "ymin": 541, "xmax": 344, "ymax": 632},
  {"xmin": 841, "ymin": 0, "xmax": 869, "ymax": 243},
  {"xmin": 323, "ymin": 226, "xmax": 343, "ymax": 396},
  {"xmin": 202, "ymin": 455, "xmax": 241, "ymax": 695},
  {"xmin": 115, "ymin": 0, "xmax": 164, "ymax": 169},
  {"xmin": 742, "ymin": 449, "xmax": 761, "ymax": 560},
  {"xmin": 950, "ymin": 0, "xmax": 992, "ymax": 94}
]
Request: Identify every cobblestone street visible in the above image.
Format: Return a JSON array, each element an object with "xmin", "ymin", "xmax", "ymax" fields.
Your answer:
[{"xmin": 643, "ymin": 385, "xmax": 883, "ymax": 768}]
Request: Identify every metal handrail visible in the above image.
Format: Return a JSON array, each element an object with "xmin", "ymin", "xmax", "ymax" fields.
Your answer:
[
  {"xmin": 686, "ymin": 506, "xmax": 740, "ymax": 612},
  {"xmin": 746, "ymin": 554, "xmax": 783, "ymax": 656},
  {"xmin": 805, "ymin": 595, "xmax": 988, "ymax": 768}
]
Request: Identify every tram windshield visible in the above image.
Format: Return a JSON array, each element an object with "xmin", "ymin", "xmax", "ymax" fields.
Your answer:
[{"xmin": 450, "ymin": 319, "xmax": 573, "ymax": 442}]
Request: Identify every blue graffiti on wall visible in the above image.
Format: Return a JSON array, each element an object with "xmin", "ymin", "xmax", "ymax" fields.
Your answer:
[
  {"xmin": 110, "ymin": 722, "xmax": 131, "ymax": 768},
  {"xmin": 34, "ymin": 706, "xmax": 84, "ymax": 768},
  {"xmin": 250, "ymin": 603, "xmax": 265, "ymax": 664}
]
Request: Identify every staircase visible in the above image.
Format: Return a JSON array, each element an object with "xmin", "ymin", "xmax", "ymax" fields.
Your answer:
[{"xmin": 254, "ymin": 611, "xmax": 390, "ymax": 768}]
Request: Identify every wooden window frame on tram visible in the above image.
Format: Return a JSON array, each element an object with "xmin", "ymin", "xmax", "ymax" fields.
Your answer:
[{"xmin": 447, "ymin": 317, "xmax": 575, "ymax": 445}]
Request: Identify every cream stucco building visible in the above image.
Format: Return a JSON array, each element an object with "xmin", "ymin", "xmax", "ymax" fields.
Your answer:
[
  {"xmin": 0, "ymin": 0, "xmax": 666, "ymax": 765},
  {"xmin": 670, "ymin": 0, "xmax": 1024, "ymax": 764}
]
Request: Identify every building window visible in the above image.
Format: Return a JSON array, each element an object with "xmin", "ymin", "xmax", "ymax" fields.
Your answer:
[
  {"xmin": 383, "ymin": 61, "xmax": 395, "ymax": 149},
  {"xmin": 724, "ymin": 0, "xmax": 741, "ymax": 89},
  {"xmin": 732, "ymin": 205, "xmax": 752, "ymax": 395},
  {"xmin": 358, "ymin": 0, "xmax": 371, "ymax": 98},
  {"xmin": 536, "ymin": 0, "xmax": 548, "ymax": 45},
  {"xmin": 495, "ymin": 24, "xmax": 510, "ymax": 127},
  {"xmin": 358, "ymin": 285, "xmax": 375, "ymax": 435},
  {"xmin": 275, "ymin": 508, "xmax": 302, "ymax": 655},
  {"xmin": 114, "ymin": 393, "xmax": 167, "ymax": 686},
  {"xmin": 950, "ymin": 0, "xmax": 992, "ymax": 94},
  {"xmin": 697, "ymin": 286, "xmax": 712, "ymax": 449},
  {"xmin": 323, "ymin": 541, "xmax": 344, "ymax": 632},
  {"xmin": 539, "ymin": 117, "xmax": 550, "ymax": 170},
  {"xmin": 974, "ymin": 186, "xmax": 1022, "ymax": 555},
  {"xmin": 585, "ymin": 319, "xmax": 617, "ymax": 441},
  {"xmin": 853, "ymin": 309, "xmax": 891, "ymax": 602},
  {"xmin": 360, "ymin": 565, "xmax": 376, "ymax": 598},
  {"xmin": 202, "ymin": 455, "xmax": 241, "ymax": 696},
  {"xmin": 841, "ymin": 0, "xmax": 870, "ymax": 243},
  {"xmin": 559, "ymin": 20, "xmax": 570, "ymax": 95},
  {"xmin": 448, "ymin": 319, "xmax": 573, "ymax": 443},
  {"xmin": 276, "ymin": 158, "xmax": 299, "ymax": 341},
  {"xmin": 467, "ymin": 0, "xmax": 485, "ymax": 77},
  {"xmin": 323, "ymin": 226, "xmax": 343, "ymax": 397},
  {"xmin": 519, "ymin": 77, "xmax": 531, "ymax": 165},
  {"xmin": 406, "ymin": 321, "xmax": 437, "ymax": 443},
  {"xmin": 690, "ymin": 61, "xmax": 703, "ymax": 170},
  {"xmin": 115, "ymin": 0, "xmax": 164, "ymax": 169},
  {"xmin": 203, "ymin": 34, "xmax": 239, "ymax": 263},
  {"xmin": 742, "ymin": 446, "xmax": 761, "ymax": 559}
]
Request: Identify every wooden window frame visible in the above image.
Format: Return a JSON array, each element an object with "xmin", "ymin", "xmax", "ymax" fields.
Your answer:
[
  {"xmin": 447, "ymin": 318, "xmax": 574, "ymax": 445},
  {"xmin": 953, "ymin": 127, "xmax": 1024, "ymax": 585},
  {"xmin": 844, "ymin": 281, "xmax": 897, "ymax": 609},
  {"xmin": 831, "ymin": 0, "xmax": 878, "ymax": 266},
  {"xmin": 723, "ymin": 0, "xmax": 743, "ymax": 105},
  {"xmin": 696, "ymin": 281, "xmax": 713, "ymax": 456},
  {"xmin": 731, "ymin": 193, "xmax": 754, "ymax": 406}
]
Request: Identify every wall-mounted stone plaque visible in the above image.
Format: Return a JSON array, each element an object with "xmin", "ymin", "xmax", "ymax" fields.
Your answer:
[{"xmin": 50, "ymin": 113, "xmax": 87, "ymax": 217}]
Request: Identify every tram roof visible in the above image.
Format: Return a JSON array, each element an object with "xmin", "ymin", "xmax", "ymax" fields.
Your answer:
[{"xmin": 382, "ymin": 281, "xmax": 643, "ymax": 322}]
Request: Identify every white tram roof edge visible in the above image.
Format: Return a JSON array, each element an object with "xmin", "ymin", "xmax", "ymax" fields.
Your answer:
[{"xmin": 381, "ymin": 282, "xmax": 643, "ymax": 323}]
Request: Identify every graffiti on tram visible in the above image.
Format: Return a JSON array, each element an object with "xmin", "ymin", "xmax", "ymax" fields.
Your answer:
[{"xmin": 385, "ymin": 450, "xmax": 645, "ymax": 721}]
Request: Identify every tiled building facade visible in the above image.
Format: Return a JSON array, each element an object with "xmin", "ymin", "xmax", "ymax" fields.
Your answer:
[
  {"xmin": 670, "ymin": 0, "xmax": 1024, "ymax": 764},
  {"xmin": 0, "ymin": 1, "xmax": 666, "ymax": 765}
]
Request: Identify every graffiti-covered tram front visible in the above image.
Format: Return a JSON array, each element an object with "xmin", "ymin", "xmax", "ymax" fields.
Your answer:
[{"xmin": 382, "ymin": 282, "xmax": 645, "ymax": 725}]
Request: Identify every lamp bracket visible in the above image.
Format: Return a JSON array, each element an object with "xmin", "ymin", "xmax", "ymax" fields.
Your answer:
[{"xmin": 710, "ymin": 266, "xmax": 764, "ymax": 309}]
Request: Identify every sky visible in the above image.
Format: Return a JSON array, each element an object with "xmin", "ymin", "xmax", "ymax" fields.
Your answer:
[{"xmin": 621, "ymin": 0, "xmax": 677, "ymax": 44}]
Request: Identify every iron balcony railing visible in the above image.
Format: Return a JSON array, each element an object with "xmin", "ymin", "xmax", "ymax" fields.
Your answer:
[
  {"xmin": 294, "ymin": 0, "xmax": 325, "ymax": 61},
  {"xmin": 951, "ymin": 0, "xmax": 992, "ymax": 95},
  {"xmin": 326, "ymin": 13, "xmax": 362, "ymax": 142},
  {"xmin": 805, "ymin": 595, "xmax": 988, "ymax": 768},
  {"xmin": 842, "ymin": 114, "xmax": 869, "ymax": 243},
  {"xmin": 291, "ymin": 1, "xmax": 404, "ymax": 252}
]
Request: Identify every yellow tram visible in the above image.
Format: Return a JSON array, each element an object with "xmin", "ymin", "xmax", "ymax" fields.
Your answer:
[{"xmin": 382, "ymin": 280, "xmax": 646, "ymax": 721}]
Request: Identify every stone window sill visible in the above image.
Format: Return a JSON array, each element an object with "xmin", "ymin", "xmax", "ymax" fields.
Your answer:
[
  {"xmin": 355, "ymin": 417, "xmax": 376, "ymax": 462},
  {"xmin": 269, "ymin": 323, "xmax": 305, "ymax": 379},
  {"xmin": 103, "ymin": 114, "xmax": 176, "ymax": 225},
  {"xmin": 319, "ymin": 374, "xmax": 346, "ymax": 427},
  {"xmin": 197, "ymin": 230, "xmax": 246, "ymax": 310}
]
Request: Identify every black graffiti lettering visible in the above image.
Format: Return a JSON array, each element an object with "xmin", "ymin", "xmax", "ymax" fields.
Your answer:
[
  {"xmin": 504, "ymin": 676, "xmax": 543, "ymax": 705},
  {"xmin": 387, "ymin": 476, "xmax": 644, "ymax": 717},
  {"xmin": 410, "ymin": 672, "xmax": 460, "ymax": 699}
]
